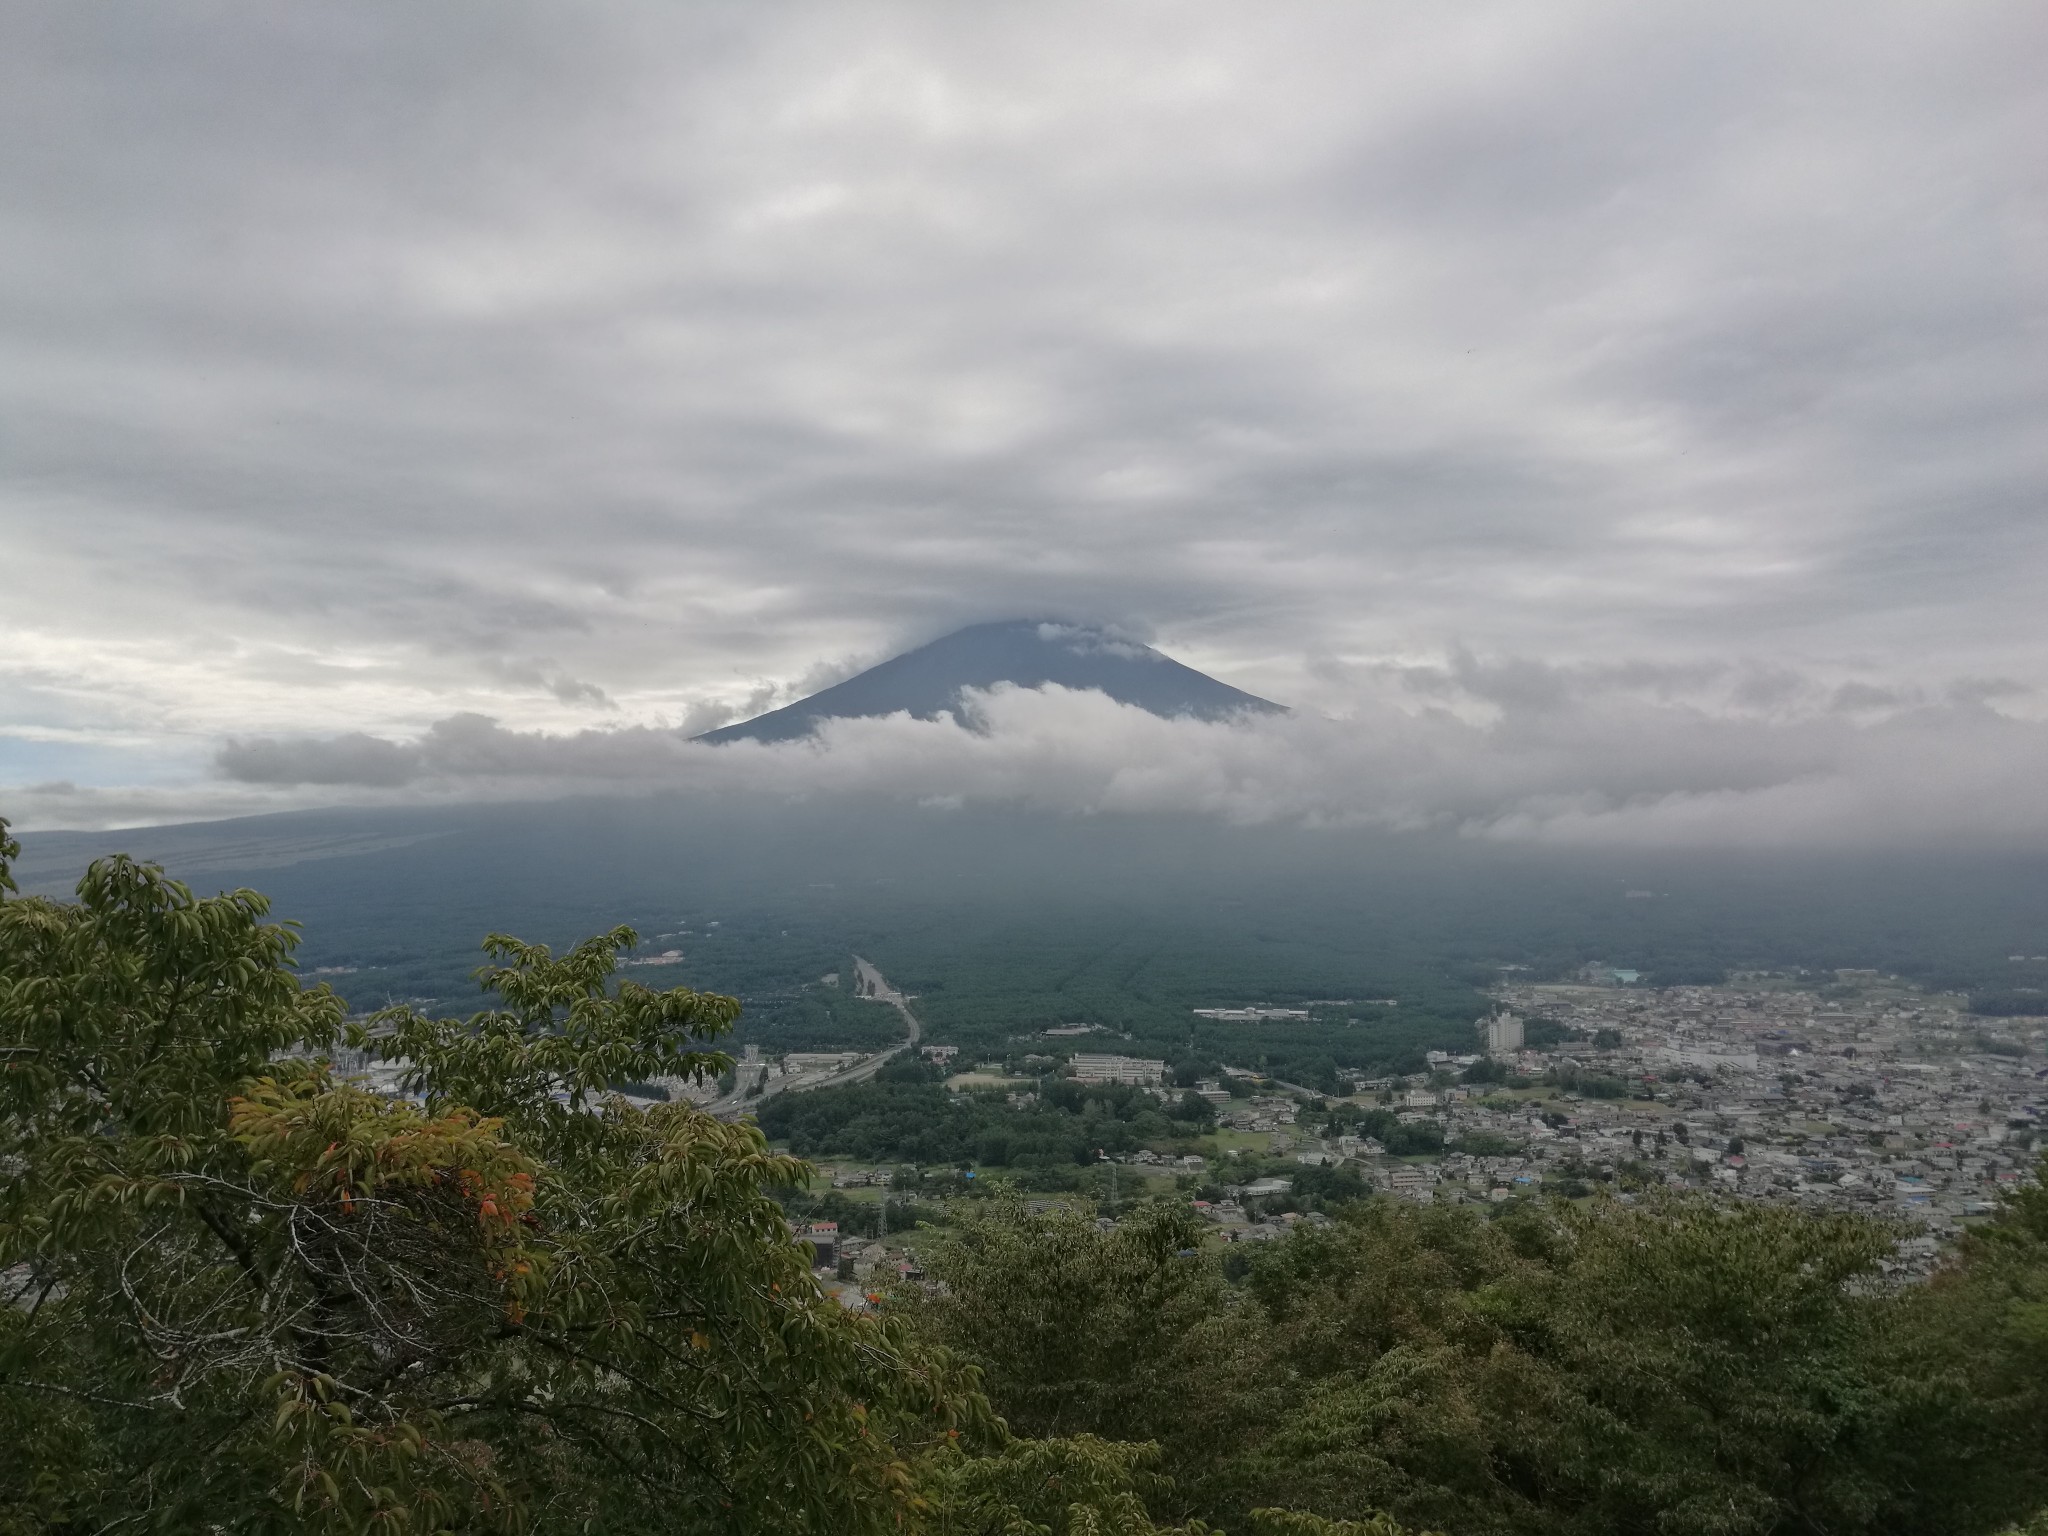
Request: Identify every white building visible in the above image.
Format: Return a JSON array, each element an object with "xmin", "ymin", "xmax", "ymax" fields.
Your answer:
[
  {"xmin": 1485, "ymin": 1011, "xmax": 1524, "ymax": 1056},
  {"xmin": 1069, "ymin": 1054, "xmax": 1168, "ymax": 1085},
  {"xmin": 1662, "ymin": 1045, "xmax": 1760, "ymax": 1071}
]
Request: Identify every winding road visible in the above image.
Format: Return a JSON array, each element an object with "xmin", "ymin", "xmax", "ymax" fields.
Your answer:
[{"xmin": 706, "ymin": 955, "xmax": 920, "ymax": 1120}]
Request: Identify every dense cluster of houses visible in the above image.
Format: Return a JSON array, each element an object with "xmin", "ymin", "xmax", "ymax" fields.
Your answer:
[
  {"xmin": 1209, "ymin": 977, "xmax": 2040, "ymax": 1256},
  {"xmin": 1155, "ymin": 978, "xmax": 2038, "ymax": 1267},
  {"xmin": 1477, "ymin": 977, "xmax": 2040, "ymax": 1225},
  {"xmin": 779, "ymin": 975, "xmax": 2041, "ymax": 1283}
]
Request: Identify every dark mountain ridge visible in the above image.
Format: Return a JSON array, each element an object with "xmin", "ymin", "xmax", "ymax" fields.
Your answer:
[{"xmin": 696, "ymin": 619, "xmax": 1284, "ymax": 744}]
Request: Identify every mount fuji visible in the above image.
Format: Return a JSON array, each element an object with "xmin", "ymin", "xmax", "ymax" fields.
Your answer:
[{"xmin": 696, "ymin": 620, "xmax": 1284, "ymax": 745}]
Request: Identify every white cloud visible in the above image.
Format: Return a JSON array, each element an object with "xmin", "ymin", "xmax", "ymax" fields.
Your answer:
[
  {"xmin": 134, "ymin": 674, "xmax": 2043, "ymax": 850},
  {"xmin": 0, "ymin": 1, "xmax": 2041, "ymax": 827}
]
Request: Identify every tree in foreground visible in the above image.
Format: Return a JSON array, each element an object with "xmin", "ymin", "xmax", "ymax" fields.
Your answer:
[
  {"xmin": 0, "ymin": 826, "xmax": 991, "ymax": 1533},
  {"xmin": 902, "ymin": 1154, "xmax": 2048, "ymax": 1534},
  {"xmin": 0, "ymin": 823, "xmax": 1437, "ymax": 1536},
  {"xmin": 16, "ymin": 816, "xmax": 2038, "ymax": 1535}
]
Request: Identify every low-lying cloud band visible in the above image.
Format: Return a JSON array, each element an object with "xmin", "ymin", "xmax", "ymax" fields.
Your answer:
[{"xmin": 207, "ymin": 678, "xmax": 2048, "ymax": 849}]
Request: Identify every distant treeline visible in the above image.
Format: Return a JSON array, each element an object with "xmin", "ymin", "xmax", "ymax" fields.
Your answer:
[
  {"xmin": 1969, "ymin": 990, "xmax": 2048, "ymax": 1018},
  {"xmin": 46, "ymin": 800, "xmax": 2048, "ymax": 1057}
]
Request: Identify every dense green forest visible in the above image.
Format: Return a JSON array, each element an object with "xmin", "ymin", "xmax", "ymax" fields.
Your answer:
[
  {"xmin": 759, "ymin": 1058, "xmax": 1218, "ymax": 1172},
  {"xmin": 755, "ymin": 1060, "xmax": 1455, "ymax": 1178},
  {"xmin": 15, "ymin": 798, "xmax": 2048, "ymax": 1063},
  {"xmin": 5, "ymin": 825, "xmax": 2048, "ymax": 1534},
  {"xmin": 900, "ymin": 1194, "xmax": 2048, "ymax": 1535}
]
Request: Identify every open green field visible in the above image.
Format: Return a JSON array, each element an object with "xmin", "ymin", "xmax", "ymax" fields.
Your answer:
[{"xmin": 1205, "ymin": 1128, "xmax": 1281, "ymax": 1156}]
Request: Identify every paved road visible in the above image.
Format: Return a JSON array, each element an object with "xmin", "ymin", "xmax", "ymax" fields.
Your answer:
[
  {"xmin": 706, "ymin": 956, "xmax": 919, "ymax": 1120},
  {"xmin": 850, "ymin": 955, "xmax": 920, "ymax": 1050},
  {"xmin": 1267, "ymin": 1078, "xmax": 1326, "ymax": 1100}
]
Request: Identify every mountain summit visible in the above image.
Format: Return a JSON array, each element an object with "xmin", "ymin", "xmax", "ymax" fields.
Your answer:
[{"xmin": 696, "ymin": 620, "xmax": 1284, "ymax": 744}]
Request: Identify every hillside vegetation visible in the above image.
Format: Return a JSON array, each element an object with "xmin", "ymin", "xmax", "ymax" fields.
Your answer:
[
  {"xmin": 19, "ymin": 801, "xmax": 2048, "ymax": 1062},
  {"xmin": 4, "ymin": 820, "xmax": 2046, "ymax": 1535}
]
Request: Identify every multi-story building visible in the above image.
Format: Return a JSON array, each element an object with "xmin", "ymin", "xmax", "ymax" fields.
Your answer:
[{"xmin": 1069, "ymin": 1054, "xmax": 1168, "ymax": 1085}]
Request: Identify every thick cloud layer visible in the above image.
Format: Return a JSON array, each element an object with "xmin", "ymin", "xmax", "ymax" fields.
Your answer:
[
  {"xmin": 1, "ymin": 2, "xmax": 2043, "ymax": 837},
  {"xmin": 165, "ymin": 674, "xmax": 2048, "ymax": 850}
]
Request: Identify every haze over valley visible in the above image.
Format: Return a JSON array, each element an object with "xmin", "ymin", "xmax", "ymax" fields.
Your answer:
[{"xmin": 5, "ymin": 6, "xmax": 2048, "ymax": 1534}]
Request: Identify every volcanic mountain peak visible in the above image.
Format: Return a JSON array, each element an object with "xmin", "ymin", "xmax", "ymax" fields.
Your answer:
[{"xmin": 696, "ymin": 619, "xmax": 1283, "ymax": 745}]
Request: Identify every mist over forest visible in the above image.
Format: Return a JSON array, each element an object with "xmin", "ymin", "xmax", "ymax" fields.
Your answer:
[{"xmin": 16, "ymin": 795, "xmax": 2048, "ymax": 1033}]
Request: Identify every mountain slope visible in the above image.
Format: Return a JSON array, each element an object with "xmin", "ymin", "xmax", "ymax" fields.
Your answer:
[{"xmin": 696, "ymin": 620, "xmax": 1284, "ymax": 744}]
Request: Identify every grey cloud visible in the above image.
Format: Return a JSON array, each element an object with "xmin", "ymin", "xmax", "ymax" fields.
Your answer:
[
  {"xmin": 1950, "ymin": 677, "xmax": 2032, "ymax": 705},
  {"xmin": 216, "ymin": 714, "xmax": 692, "ymax": 787},
  {"xmin": 218, "ymin": 731, "xmax": 422, "ymax": 787},
  {"xmin": 477, "ymin": 657, "xmax": 615, "ymax": 708},
  {"xmin": 1728, "ymin": 666, "xmax": 1821, "ymax": 714},
  {"xmin": 1, "ymin": 1, "xmax": 2042, "ymax": 828},
  {"xmin": 1371, "ymin": 651, "xmax": 1891, "ymax": 726},
  {"xmin": 779, "ymin": 688, "xmax": 2048, "ymax": 848},
  {"xmin": 197, "ymin": 676, "xmax": 2048, "ymax": 850},
  {"xmin": 674, "ymin": 698, "xmax": 744, "ymax": 737},
  {"xmin": 1037, "ymin": 623, "xmax": 1157, "ymax": 663},
  {"xmin": 787, "ymin": 653, "xmax": 883, "ymax": 700},
  {"xmin": 547, "ymin": 676, "xmax": 613, "ymax": 707},
  {"xmin": 0, "ymin": 780, "xmax": 360, "ymax": 835},
  {"xmin": 1830, "ymin": 682, "xmax": 1908, "ymax": 713}
]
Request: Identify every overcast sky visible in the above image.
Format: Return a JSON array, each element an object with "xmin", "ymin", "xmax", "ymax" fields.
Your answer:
[{"xmin": 3, "ymin": 2, "xmax": 2044, "ymax": 839}]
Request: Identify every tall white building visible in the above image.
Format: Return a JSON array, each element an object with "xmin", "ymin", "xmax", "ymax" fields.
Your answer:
[{"xmin": 1484, "ymin": 1011, "xmax": 1524, "ymax": 1056}]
